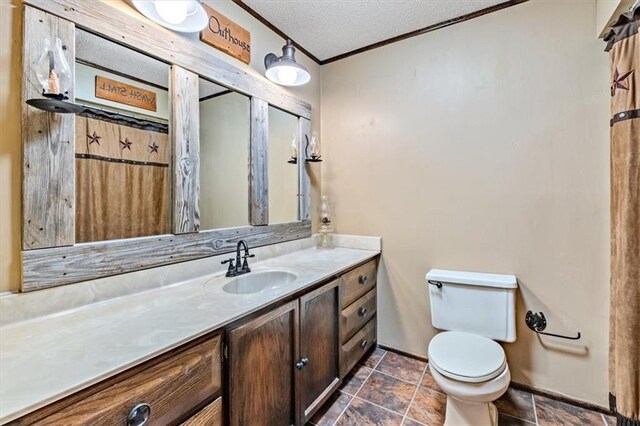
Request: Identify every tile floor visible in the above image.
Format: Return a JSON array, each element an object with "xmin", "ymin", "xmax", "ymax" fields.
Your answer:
[{"xmin": 309, "ymin": 347, "xmax": 615, "ymax": 426}]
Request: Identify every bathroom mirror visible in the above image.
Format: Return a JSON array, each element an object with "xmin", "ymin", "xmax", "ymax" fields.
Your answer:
[
  {"xmin": 199, "ymin": 76, "xmax": 250, "ymax": 230},
  {"xmin": 268, "ymin": 106, "xmax": 300, "ymax": 224},
  {"xmin": 74, "ymin": 29, "xmax": 171, "ymax": 243},
  {"xmin": 21, "ymin": 3, "xmax": 312, "ymax": 291}
]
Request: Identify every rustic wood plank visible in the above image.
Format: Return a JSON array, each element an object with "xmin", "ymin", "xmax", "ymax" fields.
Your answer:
[
  {"xmin": 298, "ymin": 118, "xmax": 312, "ymax": 221},
  {"xmin": 23, "ymin": 0, "xmax": 311, "ymax": 119},
  {"xmin": 21, "ymin": 221, "xmax": 311, "ymax": 291},
  {"xmin": 180, "ymin": 397, "xmax": 222, "ymax": 426},
  {"xmin": 171, "ymin": 66, "xmax": 200, "ymax": 234},
  {"xmin": 22, "ymin": 5, "xmax": 75, "ymax": 249},
  {"xmin": 94, "ymin": 75, "xmax": 157, "ymax": 112},
  {"xmin": 249, "ymin": 97, "xmax": 268, "ymax": 225},
  {"xmin": 200, "ymin": 4, "xmax": 250, "ymax": 65}
]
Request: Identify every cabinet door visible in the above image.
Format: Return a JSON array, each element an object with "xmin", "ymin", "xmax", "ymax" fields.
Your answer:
[
  {"xmin": 298, "ymin": 279, "xmax": 341, "ymax": 424},
  {"xmin": 227, "ymin": 300, "xmax": 299, "ymax": 426}
]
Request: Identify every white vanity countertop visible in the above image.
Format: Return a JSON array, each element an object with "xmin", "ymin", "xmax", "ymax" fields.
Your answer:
[{"xmin": 0, "ymin": 245, "xmax": 380, "ymax": 424}]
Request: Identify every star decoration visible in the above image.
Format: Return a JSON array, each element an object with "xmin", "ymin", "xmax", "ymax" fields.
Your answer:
[
  {"xmin": 119, "ymin": 137, "xmax": 133, "ymax": 150},
  {"xmin": 611, "ymin": 67, "xmax": 634, "ymax": 96},
  {"xmin": 87, "ymin": 131, "xmax": 101, "ymax": 145},
  {"xmin": 149, "ymin": 141, "xmax": 159, "ymax": 154}
]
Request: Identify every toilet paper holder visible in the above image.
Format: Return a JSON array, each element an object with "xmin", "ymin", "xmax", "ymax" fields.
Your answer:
[{"xmin": 525, "ymin": 310, "xmax": 581, "ymax": 340}]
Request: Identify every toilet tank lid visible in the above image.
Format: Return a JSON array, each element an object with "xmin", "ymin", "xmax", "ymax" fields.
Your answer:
[{"xmin": 426, "ymin": 269, "xmax": 517, "ymax": 289}]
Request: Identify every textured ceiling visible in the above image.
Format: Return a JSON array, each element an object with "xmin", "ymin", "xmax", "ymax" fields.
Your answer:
[
  {"xmin": 241, "ymin": 0, "xmax": 509, "ymax": 61},
  {"xmin": 76, "ymin": 29, "xmax": 226, "ymax": 98}
]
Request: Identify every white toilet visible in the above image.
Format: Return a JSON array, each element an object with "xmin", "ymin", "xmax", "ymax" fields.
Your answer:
[{"xmin": 426, "ymin": 269, "xmax": 517, "ymax": 426}]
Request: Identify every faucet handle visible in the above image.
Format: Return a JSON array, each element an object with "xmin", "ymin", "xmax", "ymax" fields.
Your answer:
[
  {"xmin": 243, "ymin": 253, "xmax": 255, "ymax": 259},
  {"xmin": 221, "ymin": 258, "xmax": 236, "ymax": 276}
]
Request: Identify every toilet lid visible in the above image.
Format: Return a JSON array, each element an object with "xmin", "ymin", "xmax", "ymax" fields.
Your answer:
[{"xmin": 428, "ymin": 331, "xmax": 506, "ymax": 383}]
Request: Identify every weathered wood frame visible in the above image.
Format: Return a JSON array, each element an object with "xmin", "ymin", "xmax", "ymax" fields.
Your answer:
[{"xmin": 20, "ymin": 0, "xmax": 313, "ymax": 291}]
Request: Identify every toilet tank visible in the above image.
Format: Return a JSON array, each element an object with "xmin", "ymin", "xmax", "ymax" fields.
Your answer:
[{"xmin": 427, "ymin": 269, "xmax": 517, "ymax": 342}]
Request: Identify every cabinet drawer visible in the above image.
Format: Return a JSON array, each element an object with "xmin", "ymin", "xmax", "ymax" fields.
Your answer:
[
  {"xmin": 341, "ymin": 259, "xmax": 377, "ymax": 308},
  {"xmin": 341, "ymin": 289, "xmax": 377, "ymax": 342},
  {"xmin": 340, "ymin": 317, "xmax": 377, "ymax": 377},
  {"xmin": 30, "ymin": 334, "xmax": 222, "ymax": 426},
  {"xmin": 180, "ymin": 397, "xmax": 222, "ymax": 426}
]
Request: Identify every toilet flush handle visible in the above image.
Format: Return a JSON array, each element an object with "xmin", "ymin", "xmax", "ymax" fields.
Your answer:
[{"xmin": 428, "ymin": 280, "xmax": 443, "ymax": 289}]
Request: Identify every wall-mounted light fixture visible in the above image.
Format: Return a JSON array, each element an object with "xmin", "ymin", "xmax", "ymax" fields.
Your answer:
[
  {"xmin": 132, "ymin": 0, "xmax": 208, "ymax": 33},
  {"xmin": 264, "ymin": 40, "xmax": 310, "ymax": 87},
  {"xmin": 26, "ymin": 37, "xmax": 83, "ymax": 114}
]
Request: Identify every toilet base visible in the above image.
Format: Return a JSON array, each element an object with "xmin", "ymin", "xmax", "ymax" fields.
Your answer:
[{"xmin": 444, "ymin": 397, "xmax": 498, "ymax": 426}]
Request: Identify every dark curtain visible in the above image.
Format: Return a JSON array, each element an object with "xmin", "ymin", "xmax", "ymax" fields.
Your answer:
[{"xmin": 605, "ymin": 6, "xmax": 640, "ymax": 426}]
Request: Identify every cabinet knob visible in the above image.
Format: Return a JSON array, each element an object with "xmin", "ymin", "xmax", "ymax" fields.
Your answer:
[
  {"xmin": 358, "ymin": 307, "xmax": 368, "ymax": 317},
  {"xmin": 358, "ymin": 275, "xmax": 368, "ymax": 285},
  {"xmin": 127, "ymin": 403, "xmax": 151, "ymax": 426},
  {"xmin": 296, "ymin": 357, "xmax": 309, "ymax": 369},
  {"xmin": 361, "ymin": 340, "xmax": 368, "ymax": 349}
]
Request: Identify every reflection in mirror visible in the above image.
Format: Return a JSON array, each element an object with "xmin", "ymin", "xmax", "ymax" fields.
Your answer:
[
  {"xmin": 75, "ymin": 29, "xmax": 170, "ymax": 243},
  {"xmin": 198, "ymin": 77, "xmax": 250, "ymax": 230},
  {"xmin": 268, "ymin": 106, "xmax": 299, "ymax": 224}
]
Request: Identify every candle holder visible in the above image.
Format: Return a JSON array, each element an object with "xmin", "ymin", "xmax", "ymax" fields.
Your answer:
[
  {"xmin": 288, "ymin": 135, "xmax": 298, "ymax": 164},
  {"xmin": 304, "ymin": 133, "xmax": 322, "ymax": 162},
  {"xmin": 26, "ymin": 37, "xmax": 83, "ymax": 114},
  {"xmin": 317, "ymin": 195, "xmax": 334, "ymax": 249}
]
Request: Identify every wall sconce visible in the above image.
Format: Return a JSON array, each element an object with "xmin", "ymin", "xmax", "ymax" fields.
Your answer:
[
  {"xmin": 264, "ymin": 40, "xmax": 310, "ymax": 87},
  {"xmin": 287, "ymin": 135, "xmax": 298, "ymax": 164},
  {"xmin": 132, "ymin": 0, "xmax": 208, "ymax": 33},
  {"xmin": 26, "ymin": 37, "xmax": 83, "ymax": 114},
  {"xmin": 305, "ymin": 132, "xmax": 321, "ymax": 162}
]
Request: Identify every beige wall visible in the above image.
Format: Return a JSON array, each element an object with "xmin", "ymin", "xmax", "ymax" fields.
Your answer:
[
  {"xmin": 199, "ymin": 92, "xmax": 250, "ymax": 230},
  {"xmin": 0, "ymin": 0, "xmax": 23, "ymax": 294},
  {"xmin": 0, "ymin": 0, "xmax": 322, "ymax": 293},
  {"xmin": 321, "ymin": 0, "xmax": 610, "ymax": 406},
  {"xmin": 268, "ymin": 106, "xmax": 299, "ymax": 224}
]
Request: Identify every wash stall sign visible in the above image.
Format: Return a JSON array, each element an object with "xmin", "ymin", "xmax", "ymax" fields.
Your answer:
[
  {"xmin": 200, "ymin": 4, "xmax": 251, "ymax": 64},
  {"xmin": 95, "ymin": 76, "xmax": 157, "ymax": 112}
]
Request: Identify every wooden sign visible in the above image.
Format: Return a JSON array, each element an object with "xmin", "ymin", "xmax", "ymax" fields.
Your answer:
[
  {"xmin": 200, "ymin": 4, "xmax": 251, "ymax": 64},
  {"xmin": 95, "ymin": 76, "xmax": 157, "ymax": 112}
]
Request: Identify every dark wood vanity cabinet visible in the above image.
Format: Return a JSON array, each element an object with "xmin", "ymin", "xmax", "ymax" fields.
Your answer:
[
  {"xmin": 9, "ymin": 333, "xmax": 223, "ymax": 426},
  {"xmin": 9, "ymin": 257, "xmax": 378, "ymax": 426},
  {"xmin": 227, "ymin": 279, "xmax": 341, "ymax": 426}
]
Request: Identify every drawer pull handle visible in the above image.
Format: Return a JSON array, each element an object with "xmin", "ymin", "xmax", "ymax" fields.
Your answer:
[
  {"xmin": 361, "ymin": 340, "xmax": 368, "ymax": 349},
  {"xmin": 358, "ymin": 275, "xmax": 368, "ymax": 285},
  {"xmin": 358, "ymin": 307, "xmax": 368, "ymax": 317},
  {"xmin": 127, "ymin": 403, "xmax": 151, "ymax": 426}
]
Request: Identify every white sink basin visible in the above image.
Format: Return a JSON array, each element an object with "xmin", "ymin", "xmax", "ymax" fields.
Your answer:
[{"xmin": 222, "ymin": 269, "xmax": 298, "ymax": 295}]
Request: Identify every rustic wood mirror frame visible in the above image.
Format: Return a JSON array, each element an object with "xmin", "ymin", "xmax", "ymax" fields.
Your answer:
[{"xmin": 21, "ymin": 0, "xmax": 312, "ymax": 292}]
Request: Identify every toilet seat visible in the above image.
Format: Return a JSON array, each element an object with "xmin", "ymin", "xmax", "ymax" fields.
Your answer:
[{"xmin": 428, "ymin": 331, "xmax": 506, "ymax": 383}]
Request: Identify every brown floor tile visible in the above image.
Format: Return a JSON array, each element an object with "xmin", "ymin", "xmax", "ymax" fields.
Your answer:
[
  {"xmin": 420, "ymin": 366, "xmax": 442, "ymax": 392},
  {"xmin": 357, "ymin": 371, "xmax": 417, "ymax": 414},
  {"xmin": 341, "ymin": 364, "xmax": 373, "ymax": 395},
  {"xmin": 406, "ymin": 386, "xmax": 446, "ymax": 425},
  {"xmin": 336, "ymin": 397, "xmax": 403, "ymax": 426},
  {"xmin": 603, "ymin": 414, "xmax": 616, "ymax": 426},
  {"xmin": 360, "ymin": 346, "xmax": 387, "ymax": 368},
  {"xmin": 402, "ymin": 418, "xmax": 426, "ymax": 426},
  {"xmin": 375, "ymin": 351, "xmax": 426, "ymax": 384},
  {"xmin": 309, "ymin": 390, "xmax": 352, "ymax": 426},
  {"xmin": 535, "ymin": 395, "xmax": 605, "ymax": 426},
  {"xmin": 494, "ymin": 388, "xmax": 536, "ymax": 423},
  {"xmin": 498, "ymin": 413, "xmax": 537, "ymax": 426}
]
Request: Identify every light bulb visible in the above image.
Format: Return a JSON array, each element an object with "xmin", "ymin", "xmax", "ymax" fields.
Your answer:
[
  {"xmin": 276, "ymin": 66, "xmax": 298, "ymax": 85},
  {"xmin": 155, "ymin": 0, "xmax": 188, "ymax": 25}
]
